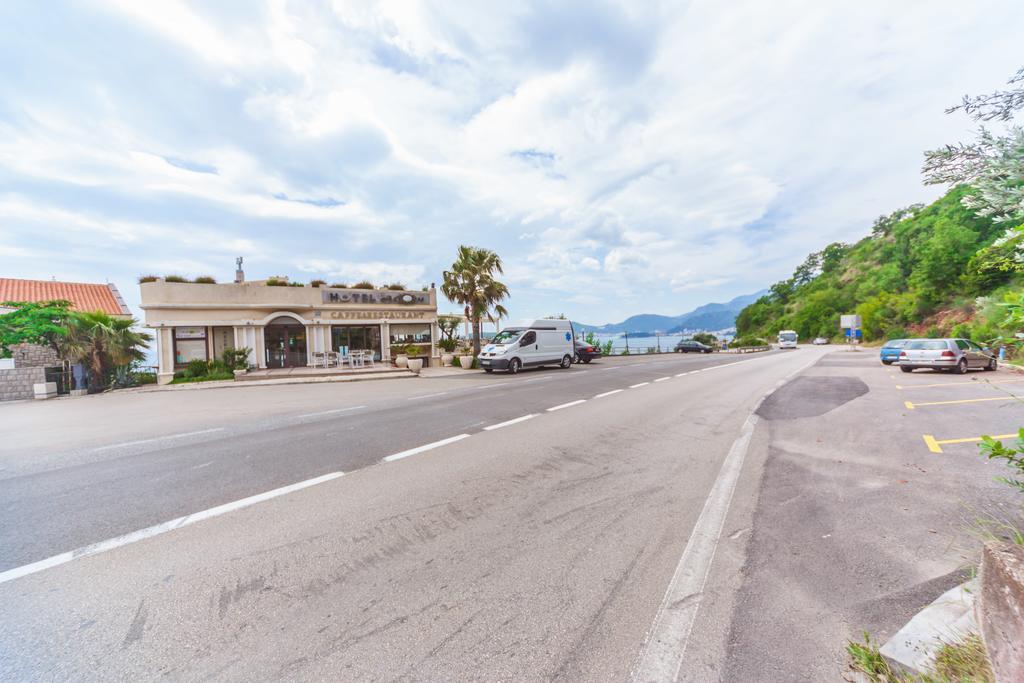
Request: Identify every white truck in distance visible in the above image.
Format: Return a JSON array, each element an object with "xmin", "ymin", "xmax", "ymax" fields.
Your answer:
[
  {"xmin": 478, "ymin": 319, "xmax": 575, "ymax": 374},
  {"xmin": 778, "ymin": 330, "xmax": 799, "ymax": 349}
]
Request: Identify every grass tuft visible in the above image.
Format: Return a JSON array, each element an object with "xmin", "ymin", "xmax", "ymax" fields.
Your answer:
[{"xmin": 847, "ymin": 632, "xmax": 993, "ymax": 682}]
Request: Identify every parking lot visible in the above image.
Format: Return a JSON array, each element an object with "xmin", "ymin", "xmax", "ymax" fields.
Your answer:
[{"xmin": 888, "ymin": 365, "xmax": 1023, "ymax": 454}]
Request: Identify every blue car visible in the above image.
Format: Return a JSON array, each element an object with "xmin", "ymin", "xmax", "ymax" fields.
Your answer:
[{"xmin": 880, "ymin": 339, "xmax": 908, "ymax": 365}]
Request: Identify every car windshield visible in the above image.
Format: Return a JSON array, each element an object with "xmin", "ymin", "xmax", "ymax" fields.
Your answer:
[
  {"xmin": 905, "ymin": 340, "xmax": 948, "ymax": 350},
  {"xmin": 882, "ymin": 340, "xmax": 906, "ymax": 348},
  {"xmin": 490, "ymin": 330, "xmax": 522, "ymax": 345},
  {"xmin": 779, "ymin": 333, "xmax": 797, "ymax": 342}
]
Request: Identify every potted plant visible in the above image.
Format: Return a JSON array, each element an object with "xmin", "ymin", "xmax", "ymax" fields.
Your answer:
[
  {"xmin": 458, "ymin": 345, "xmax": 475, "ymax": 370},
  {"xmin": 438, "ymin": 337, "xmax": 457, "ymax": 366},
  {"xmin": 406, "ymin": 344, "xmax": 424, "ymax": 374},
  {"xmin": 394, "ymin": 343, "xmax": 410, "ymax": 368}
]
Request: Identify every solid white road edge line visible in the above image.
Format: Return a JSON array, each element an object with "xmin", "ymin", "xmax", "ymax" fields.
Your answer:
[
  {"xmin": 483, "ymin": 414, "xmax": 538, "ymax": 431},
  {"xmin": 594, "ymin": 389, "xmax": 623, "ymax": 398},
  {"xmin": 382, "ymin": 434, "xmax": 471, "ymax": 462},
  {"xmin": 297, "ymin": 406, "xmax": 366, "ymax": 417},
  {"xmin": 0, "ymin": 471, "xmax": 346, "ymax": 586},
  {"xmin": 654, "ymin": 377, "xmax": 671, "ymax": 382},
  {"xmin": 629, "ymin": 382, "xmax": 650, "ymax": 389},
  {"xmin": 547, "ymin": 399, "xmax": 587, "ymax": 412},
  {"xmin": 630, "ymin": 351, "xmax": 821, "ymax": 682},
  {"xmin": 93, "ymin": 428, "xmax": 225, "ymax": 452}
]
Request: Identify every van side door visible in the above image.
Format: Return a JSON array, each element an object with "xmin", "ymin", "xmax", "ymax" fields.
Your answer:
[{"xmin": 519, "ymin": 331, "xmax": 538, "ymax": 366}]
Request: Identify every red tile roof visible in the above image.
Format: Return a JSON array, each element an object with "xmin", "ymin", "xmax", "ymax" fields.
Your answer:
[{"xmin": 0, "ymin": 278, "xmax": 131, "ymax": 316}]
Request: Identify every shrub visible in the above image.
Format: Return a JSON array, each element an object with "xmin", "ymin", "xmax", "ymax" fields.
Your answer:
[
  {"xmin": 266, "ymin": 277, "xmax": 288, "ymax": 286},
  {"xmin": 208, "ymin": 359, "xmax": 229, "ymax": 374},
  {"xmin": 438, "ymin": 338, "xmax": 458, "ymax": 352},
  {"xmin": 186, "ymin": 358, "xmax": 210, "ymax": 377},
  {"xmin": 135, "ymin": 372, "xmax": 157, "ymax": 385},
  {"xmin": 288, "ymin": 282, "xmax": 305, "ymax": 287},
  {"xmin": 221, "ymin": 347, "xmax": 251, "ymax": 370},
  {"xmin": 385, "ymin": 282, "xmax": 407, "ymax": 291},
  {"xmin": 310, "ymin": 279, "xmax": 326, "ymax": 288},
  {"xmin": 329, "ymin": 282, "xmax": 348, "ymax": 288},
  {"xmin": 730, "ymin": 337, "xmax": 768, "ymax": 348},
  {"xmin": 171, "ymin": 371, "xmax": 233, "ymax": 384},
  {"xmin": 352, "ymin": 281, "xmax": 375, "ymax": 289},
  {"xmin": 164, "ymin": 275, "xmax": 188, "ymax": 283},
  {"xmin": 137, "ymin": 274, "xmax": 159, "ymax": 283},
  {"xmin": 692, "ymin": 332, "xmax": 717, "ymax": 346},
  {"xmin": 193, "ymin": 275, "xmax": 217, "ymax": 284}
]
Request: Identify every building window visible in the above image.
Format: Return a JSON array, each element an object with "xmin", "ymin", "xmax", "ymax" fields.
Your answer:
[
  {"xmin": 331, "ymin": 325, "xmax": 382, "ymax": 360},
  {"xmin": 174, "ymin": 326, "xmax": 207, "ymax": 365},
  {"xmin": 389, "ymin": 323, "xmax": 431, "ymax": 345}
]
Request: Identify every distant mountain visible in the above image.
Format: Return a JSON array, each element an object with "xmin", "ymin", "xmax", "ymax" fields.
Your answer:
[{"xmin": 575, "ymin": 290, "xmax": 767, "ymax": 335}]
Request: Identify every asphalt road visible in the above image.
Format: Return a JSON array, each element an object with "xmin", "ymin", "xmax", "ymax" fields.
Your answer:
[{"xmin": 1, "ymin": 348, "xmax": 1019, "ymax": 680}]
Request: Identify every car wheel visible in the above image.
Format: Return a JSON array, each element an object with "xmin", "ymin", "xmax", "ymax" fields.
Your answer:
[
  {"xmin": 583, "ymin": 358, "xmax": 592, "ymax": 364},
  {"xmin": 986, "ymin": 357, "xmax": 997, "ymax": 371},
  {"xmin": 560, "ymin": 354, "xmax": 572, "ymax": 369},
  {"xmin": 508, "ymin": 358, "xmax": 521, "ymax": 374},
  {"xmin": 900, "ymin": 366, "xmax": 913, "ymax": 373},
  {"xmin": 955, "ymin": 358, "xmax": 968, "ymax": 375},
  {"xmin": 484, "ymin": 368, "xmax": 494, "ymax": 373},
  {"xmin": 881, "ymin": 360, "xmax": 892, "ymax": 365}
]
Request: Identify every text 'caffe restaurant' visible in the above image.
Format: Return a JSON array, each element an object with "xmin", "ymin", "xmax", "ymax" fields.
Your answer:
[{"xmin": 140, "ymin": 277, "xmax": 439, "ymax": 385}]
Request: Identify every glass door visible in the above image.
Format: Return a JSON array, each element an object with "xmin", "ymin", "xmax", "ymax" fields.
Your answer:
[{"xmin": 265, "ymin": 325, "xmax": 307, "ymax": 367}]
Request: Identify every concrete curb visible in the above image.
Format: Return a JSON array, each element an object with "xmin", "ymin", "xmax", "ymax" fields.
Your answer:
[
  {"xmin": 879, "ymin": 579, "xmax": 978, "ymax": 675},
  {"xmin": 133, "ymin": 371, "xmax": 416, "ymax": 393}
]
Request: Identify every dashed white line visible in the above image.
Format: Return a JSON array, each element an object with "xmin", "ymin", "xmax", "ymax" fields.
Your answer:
[
  {"xmin": 382, "ymin": 434, "xmax": 471, "ymax": 462},
  {"xmin": 483, "ymin": 414, "xmax": 538, "ymax": 431},
  {"xmin": 93, "ymin": 428, "xmax": 225, "ymax": 452},
  {"xmin": 523, "ymin": 377, "xmax": 553, "ymax": 383},
  {"xmin": 0, "ymin": 471, "xmax": 346, "ymax": 586},
  {"xmin": 475, "ymin": 382, "xmax": 509, "ymax": 390},
  {"xmin": 629, "ymin": 382, "xmax": 650, "ymax": 389},
  {"xmin": 547, "ymin": 399, "xmax": 587, "ymax": 412},
  {"xmin": 296, "ymin": 406, "xmax": 366, "ymax": 417},
  {"xmin": 594, "ymin": 389, "xmax": 623, "ymax": 399},
  {"xmin": 675, "ymin": 372, "xmax": 689, "ymax": 377},
  {"xmin": 406, "ymin": 392, "xmax": 449, "ymax": 401},
  {"xmin": 654, "ymin": 377, "xmax": 671, "ymax": 382}
]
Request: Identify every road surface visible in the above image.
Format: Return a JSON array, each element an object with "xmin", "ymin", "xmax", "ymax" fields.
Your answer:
[{"xmin": 0, "ymin": 349, "xmax": 1019, "ymax": 680}]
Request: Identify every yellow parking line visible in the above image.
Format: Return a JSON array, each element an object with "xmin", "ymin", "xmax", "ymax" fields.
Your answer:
[
  {"xmin": 922, "ymin": 433, "xmax": 1018, "ymax": 454},
  {"xmin": 896, "ymin": 378, "xmax": 1024, "ymax": 390},
  {"xmin": 904, "ymin": 396, "xmax": 1020, "ymax": 410}
]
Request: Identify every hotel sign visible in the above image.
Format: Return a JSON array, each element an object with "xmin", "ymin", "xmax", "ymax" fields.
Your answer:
[{"xmin": 321, "ymin": 289, "xmax": 428, "ymax": 305}]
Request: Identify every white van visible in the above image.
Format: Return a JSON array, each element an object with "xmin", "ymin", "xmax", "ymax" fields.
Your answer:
[
  {"xmin": 478, "ymin": 319, "xmax": 575, "ymax": 374},
  {"xmin": 778, "ymin": 330, "xmax": 799, "ymax": 349}
]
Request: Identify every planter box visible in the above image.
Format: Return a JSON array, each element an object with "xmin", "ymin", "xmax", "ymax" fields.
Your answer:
[
  {"xmin": 33, "ymin": 381, "xmax": 57, "ymax": 400},
  {"xmin": 407, "ymin": 358, "xmax": 424, "ymax": 374},
  {"xmin": 459, "ymin": 355, "xmax": 475, "ymax": 370}
]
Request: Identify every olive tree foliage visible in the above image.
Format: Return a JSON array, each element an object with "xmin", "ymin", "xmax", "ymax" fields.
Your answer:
[{"xmin": 923, "ymin": 66, "xmax": 1024, "ymax": 232}]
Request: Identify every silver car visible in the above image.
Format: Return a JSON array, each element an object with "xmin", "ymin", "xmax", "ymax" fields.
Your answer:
[{"xmin": 897, "ymin": 338, "xmax": 997, "ymax": 374}]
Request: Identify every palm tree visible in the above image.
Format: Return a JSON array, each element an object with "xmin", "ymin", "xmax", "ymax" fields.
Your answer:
[
  {"xmin": 63, "ymin": 311, "xmax": 152, "ymax": 392},
  {"xmin": 441, "ymin": 246, "xmax": 510, "ymax": 356}
]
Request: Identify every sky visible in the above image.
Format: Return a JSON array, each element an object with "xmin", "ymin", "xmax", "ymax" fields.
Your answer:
[{"xmin": 1, "ymin": 1, "xmax": 1022, "ymax": 326}]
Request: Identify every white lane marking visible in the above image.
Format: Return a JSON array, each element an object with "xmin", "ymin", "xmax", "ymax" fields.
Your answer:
[
  {"xmin": 407, "ymin": 392, "xmax": 449, "ymax": 401},
  {"xmin": 296, "ymin": 406, "xmax": 366, "ymax": 417},
  {"xmin": 631, "ymin": 352, "xmax": 820, "ymax": 682},
  {"xmin": 0, "ymin": 471, "xmax": 345, "ymax": 586},
  {"xmin": 629, "ymin": 382, "xmax": 649, "ymax": 389},
  {"xmin": 603, "ymin": 367, "xmax": 622, "ymax": 371},
  {"xmin": 382, "ymin": 434, "xmax": 471, "ymax": 463},
  {"xmin": 191, "ymin": 461, "xmax": 213, "ymax": 470},
  {"xmin": 483, "ymin": 414, "xmax": 538, "ymax": 431},
  {"xmin": 93, "ymin": 428, "xmax": 225, "ymax": 452},
  {"xmin": 654, "ymin": 377, "xmax": 671, "ymax": 382},
  {"xmin": 675, "ymin": 373, "xmax": 688, "ymax": 377},
  {"xmin": 594, "ymin": 389, "xmax": 623, "ymax": 399},
  {"xmin": 475, "ymin": 382, "xmax": 509, "ymax": 390},
  {"xmin": 547, "ymin": 399, "xmax": 587, "ymax": 412},
  {"xmin": 523, "ymin": 377, "xmax": 553, "ymax": 383}
]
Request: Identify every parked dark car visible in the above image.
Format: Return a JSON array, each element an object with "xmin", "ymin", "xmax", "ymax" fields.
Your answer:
[
  {"xmin": 574, "ymin": 340, "xmax": 602, "ymax": 363},
  {"xmin": 674, "ymin": 340, "xmax": 713, "ymax": 353}
]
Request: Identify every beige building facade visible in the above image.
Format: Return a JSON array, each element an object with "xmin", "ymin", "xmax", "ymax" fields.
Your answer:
[{"xmin": 140, "ymin": 280, "xmax": 439, "ymax": 385}]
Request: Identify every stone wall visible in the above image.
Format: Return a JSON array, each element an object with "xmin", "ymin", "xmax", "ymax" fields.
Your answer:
[
  {"xmin": 10, "ymin": 343, "xmax": 60, "ymax": 368},
  {"xmin": 0, "ymin": 367, "xmax": 47, "ymax": 401}
]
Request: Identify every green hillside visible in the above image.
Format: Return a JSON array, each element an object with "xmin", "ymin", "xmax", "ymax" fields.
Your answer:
[{"xmin": 735, "ymin": 186, "xmax": 1024, "ymax": 345}]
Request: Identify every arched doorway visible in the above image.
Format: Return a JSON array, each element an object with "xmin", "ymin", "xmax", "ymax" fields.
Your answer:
[{"xmin": 264, "ymin": 316, "xmax": 307, "ymax": 368}]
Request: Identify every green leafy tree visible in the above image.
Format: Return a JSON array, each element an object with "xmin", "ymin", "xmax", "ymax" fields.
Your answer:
[
  {"xmin": 691, "ymin": 332, "xmax": 717, "ymax": 345},
  {"xmin": 62, "ymin": 312, "xmax": 152, "ymax": 393},
  {"xmin": 441, "ymin": 246, "xmax": 510, "ymax": 355},
  {"xmin": 0, "ymin": 300, "xmax": 74, "ymax": 357}
]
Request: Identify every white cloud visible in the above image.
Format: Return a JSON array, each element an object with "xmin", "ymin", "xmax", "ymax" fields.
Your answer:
[{"xmin": 1, "ymin": 0, "xmax": 1021, "ymax": 325}]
